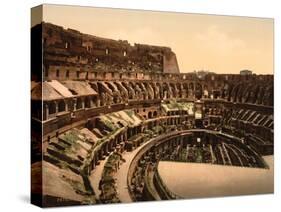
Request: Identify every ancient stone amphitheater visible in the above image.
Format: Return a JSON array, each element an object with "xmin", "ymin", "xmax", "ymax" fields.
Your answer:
[{"xmin": 31, "ymin": 23, "xmax": 274, "ymax": 207}]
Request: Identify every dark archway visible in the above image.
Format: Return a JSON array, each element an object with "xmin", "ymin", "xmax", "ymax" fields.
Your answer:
[{"xmin": 58, "ymin": 100, "xmax": 65, "ymax": 112}]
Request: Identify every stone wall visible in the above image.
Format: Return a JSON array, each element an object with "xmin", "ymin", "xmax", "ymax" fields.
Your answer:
[{"xmin": 41, "ymin": 22, "xmax": 180, "ymax": 75}]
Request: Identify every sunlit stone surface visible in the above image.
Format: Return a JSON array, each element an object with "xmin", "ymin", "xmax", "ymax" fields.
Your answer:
[{"xmin": 158, "ymin": 156, "xmax": 273, "ymax": 198}]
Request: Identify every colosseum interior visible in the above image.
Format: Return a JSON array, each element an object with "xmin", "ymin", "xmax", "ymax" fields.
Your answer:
[{"xmin": 31, "ymin": 22, "xmax": 274, "ymax": 207}]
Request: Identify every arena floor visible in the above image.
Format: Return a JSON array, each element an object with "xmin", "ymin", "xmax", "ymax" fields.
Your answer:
[{"xmin": 158, "ymin": 156, "xmax": 274, "ymax": 198}]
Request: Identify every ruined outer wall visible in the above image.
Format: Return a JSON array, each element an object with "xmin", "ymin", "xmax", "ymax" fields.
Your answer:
[
  {"xmin": 42, "ymin": 22, "xmax": 179, "ymax": 74},
  {"xmin": 163, "ymin": 51, "xmax": 180, "ymax": 73}
]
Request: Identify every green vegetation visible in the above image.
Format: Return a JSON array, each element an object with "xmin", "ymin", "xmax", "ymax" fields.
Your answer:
[
  {"xmin": 125, "ymin": 110, "xmax": 134, "ymax": 118},
  {"xmin": 162, "ymin": 100, "xmax": 194, "ymax": 113},
  {"xmin": 102, "ymin": 119, "xmax": 118, "ymax": 131},
  {"xmin": 152, "ymin": 125, "xmax": 164, "ymax": 134},
  {"xmin": 61, "ymin": 130, "xmax": 81, "ymax": 144},
  {"xmin": 195, "ymin": 148, "xmax": 203, "ymax": 163},
  {"xmin": 99, "ymin": 152, "xmax": 124, "ymax": 203}
]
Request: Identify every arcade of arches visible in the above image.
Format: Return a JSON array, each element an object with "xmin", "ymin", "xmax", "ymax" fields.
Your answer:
[{"xmin": 31, "ymin": 22, "xmax": 274, "ymax": 207}]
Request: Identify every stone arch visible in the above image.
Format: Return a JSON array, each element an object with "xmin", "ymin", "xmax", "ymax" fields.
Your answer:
[
  {"xmin": 58, "ymin": 100, "xmax": 66, "ymax": 112},
  {"xmin": 150, "ymin": 82, "xmax": 158, "ymax": 99},
  {"xmin": 249, "ymin": 84, "xmax": 260, "ymax": 104},
  {"xmin": 128, "ymin": 82, "xmax": 136, "ymax": 99},
  {"xmin": 76, "ymin": 97, "xmax": 83, "ymax": 109},
  {"xmin": 189, "ymin": 82, "xmax": 194, "ymax": 90},
  {"xmin": 176, "ymin": 83, "xmax": 183, "ymax": 98},
  {"xmin": 155, "ymin": 82, "xmax": 162, "ymax": 99},
  {"xmin": 134, "ymin": 82, "xmax": 145, "ymax": 100},
  {"xmin": 162, "ymin": 82, "xmax": 172, "ymax": 99},
  {"xmin": 188, "ymin": 82, "xmax": 195, "ymax": 98},
  {"xmin": 241, "ymin": 84, "xmax": 253, "ymax": 103},
  {"xmin": 143, "ymin": 82, "xmax": 154, "ymax": 99},
  {"xmin": 49, "ymin": 101, "xmax": 56, "ymax": 114},
  {"xmin": 114, "ymin": 82, "xmax": 128, "ymax": 100},
  {"xmin": 84, "ymin": 96, "xmax": 92, "ymax": 108},
  {"xmin": 202, "ymin": 84, "xmax": 209, "ymax": 98},
  {"xmin": 257, "ymin": 85, "xmax": 265, "ymax": 105},
  {"xmin": 236, "ymin": 83, "xmax": 246, "ymax": 103},
  {"xmin": 226, "ymin": 83, "xmax": 234, "ymax": 101},
  {"xmin": 262, "ymin": 85, "xmax": 273, "ymax": 106},
  {"xmin": 138, "ymin": 82, "xmax": 149, "ymax": 100},
  {"xmin": 169, "ymin": 83, "xmax": 178, "ymax": 98},
  {"xmin": 195, "ymin": 83, "xmax": 203, "ymax": 99},
  {"xmin": 148, "ymin": 111, "xmax": 153, "ymax": 119},
  {"xmin": 230, "ymin": 84, "xmax": 240, "ymax": 102},
  {"xmin": 89, "ymin": 82, "xmax": 98, "ymax": 92},
  {"xmin": 182, "ymin": 83, "xmax": 189, "ymax": 98},
  {"xmin": 105, "ymin": 82, "xmax": 116, "ymax": 93},
  {"xmin": 121, "ymin": 82, "xmax": 134, "ymax": 99},
  {"xmin": 221, "ymin": 83, "xmax": 229, "ymax": 99}
]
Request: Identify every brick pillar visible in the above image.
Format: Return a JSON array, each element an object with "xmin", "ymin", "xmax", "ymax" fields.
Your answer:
[
  {"xmin": 82, "ymin": 97, "xmax": 85, "ymax": 109},
  {"xmin": 73, "ymin": 98, "xmax": 77, "ymax": 111},
  {"xmin": 65, "ymin": 100, "xmax": 68, "ymax": 112},
  {"xmin": 55, "ymin": 101, "xmax": 58, "ymax": 114}
]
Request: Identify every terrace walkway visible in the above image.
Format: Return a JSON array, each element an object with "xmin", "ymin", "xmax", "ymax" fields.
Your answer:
[
  {"xmin": 89, "ymin": 157, "xmax": 108, "ymax": 197},
  {"xmin": 88, "ymin": 140, "xmax": 150, "ymax": 202},
  {"xmin": 115, "ymin": 141, "xmax": 151, "ymax": 203}
]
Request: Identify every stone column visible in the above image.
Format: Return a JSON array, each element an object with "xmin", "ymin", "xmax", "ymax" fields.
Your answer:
[
  {"xmin": 55, "ymin": 101, "xmax": 58, "ymax": 115},
  {"xmin": 96, "ymin": 97, "xmax": 100, "ymax": 107},
  {"xmin": 82, "ymin": 98, "xmax": 85, "ymax": 109},
  {"xmin": 73, "ymin": 98, "xmax": 77, "ymax": 111},
  {"xmin": 65, "ymin": 100, "xmax": 68, "ymax": 112}
]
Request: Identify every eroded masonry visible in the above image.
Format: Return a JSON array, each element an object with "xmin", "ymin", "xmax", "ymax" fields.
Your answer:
[{"xmin": 31, "ymin": 22, "xmax": 274, "ymax": 207}]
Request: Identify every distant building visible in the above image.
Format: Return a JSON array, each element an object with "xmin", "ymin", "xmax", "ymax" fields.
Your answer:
[
  {"xmin": 195, "ymin": 70, "xmax": 215, "ymax": 79},
  {"xmin": 240, "ymin": 69, "xmax": 253, "ymax": 75}
]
